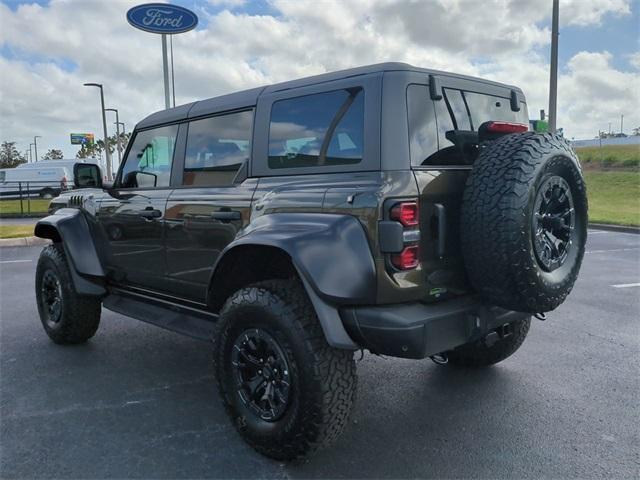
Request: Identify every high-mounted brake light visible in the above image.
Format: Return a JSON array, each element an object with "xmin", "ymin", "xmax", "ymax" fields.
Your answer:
[
  {"xmin": 390, "ymin": 202, "xmax": 419, "ymax": 227},
  {"xmin": 485, "ymin": 121, "xmax": 529, "ymax": 134},
  {"xmin": 391, "ymin": 245, "xmax": 419, "ymax": 270}
]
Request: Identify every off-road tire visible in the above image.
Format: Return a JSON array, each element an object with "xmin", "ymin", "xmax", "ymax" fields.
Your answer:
[
  {"xmin": 35, "ymin": 244, "xmax": 101, "ymax": 344},
  {"xmin": 212, "ymin": 279, "xmax": 357, "ymax": 461},
  {"xmin": 461, "ymin": 132, "xmax": 588, "ymax": 313},
  {"xmin": 447, "ymin": 317, "xmax": 531, "ymax": 367}
]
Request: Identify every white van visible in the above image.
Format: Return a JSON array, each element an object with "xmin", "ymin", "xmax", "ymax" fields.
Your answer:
[
  {"xmin": 17, "ymin": 159, "xmax": 99, "ymax": 172},
  {"xmin": 0, "ymin": 166, "xmax": 71, "ymax": 199}
]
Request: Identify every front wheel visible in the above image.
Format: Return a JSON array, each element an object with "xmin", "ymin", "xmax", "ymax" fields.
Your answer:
[
  {"xmin": 35, "ymin": 245, "xmax": 101, "ymax": 344},
  {"xmin": 213, "ymin": 279, "xmax": 357, "ymax": 461}
]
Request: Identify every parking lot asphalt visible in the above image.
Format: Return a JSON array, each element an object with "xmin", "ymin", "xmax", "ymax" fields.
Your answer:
[{"xmin": 1, "ymin": 230, "xmax": 638, "ymax": 479}]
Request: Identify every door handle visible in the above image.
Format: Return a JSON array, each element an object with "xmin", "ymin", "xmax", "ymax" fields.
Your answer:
[
  {"xmin": 139, "ymin": 208, "xmax": 162, "ymax": 219},
  {"xmin": 211, "ymin": 211, "xmax": 241, "ymax": 222}
]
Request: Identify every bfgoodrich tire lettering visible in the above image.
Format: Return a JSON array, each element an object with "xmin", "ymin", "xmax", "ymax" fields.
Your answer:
[
  {"xmin": 35, "ymin": 244, "xmax": 101, "ymax": 344},
  {"xmin": 212, "ymin": 279, "xmax": 357, "ymax": 461},
  {"xmin": 461, "ymin": 133, "xmax": 588, "ymax": 313}
]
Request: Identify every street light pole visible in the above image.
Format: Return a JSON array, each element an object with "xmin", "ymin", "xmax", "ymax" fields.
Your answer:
[
  {"xmin": 105, "ymin": 108, "xmax": 122, "ymax": 168},
  {"xmin": 83, "ymin": 83, "xmax": 112, "ymax": 180},
  {"xmin": 621, "ymin": 114, "xmax": 624, "ymax": 135},
  {"xmin": 33, "ymin": 136, "xmax": 41, "ymax": 162},
  {"xmin": 548, "ymin": 0, "xmax": 559, "ymax": 133},
  {"xmin": 29, "ymin": 143, "xmax": 34, "ymax": 163}
]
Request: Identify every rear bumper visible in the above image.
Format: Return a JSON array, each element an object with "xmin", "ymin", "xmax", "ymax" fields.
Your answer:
[{"xmin": 340, "ymin": 296, "xmax": 529, "ymax": 359}]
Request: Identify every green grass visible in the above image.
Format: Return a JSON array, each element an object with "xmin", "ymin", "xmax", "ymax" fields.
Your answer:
[
  {"xmin": 584, "ymin": 171, "xmax": 640, "ymax": 226},
  {"xmin": 0, "ymin": 225, "xmax": 35, "ymax": 239},
  {"xmin": 576, "ymin": 144, "xmax": 640, "ymax": 169},
  {"xmin": 0, "ymin": 199, "xmax": 50, "ymax": 215}
]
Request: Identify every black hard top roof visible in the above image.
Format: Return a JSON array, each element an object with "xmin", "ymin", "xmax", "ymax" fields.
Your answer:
[{"xmin": 136, "ymin": 62, "xmax": 522, "ymax": 129}]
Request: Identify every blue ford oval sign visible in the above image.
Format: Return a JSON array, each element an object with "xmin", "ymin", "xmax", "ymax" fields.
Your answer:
[{"xmin": 127, "ymin": 3, "xmax": 198, "ymax": 34}]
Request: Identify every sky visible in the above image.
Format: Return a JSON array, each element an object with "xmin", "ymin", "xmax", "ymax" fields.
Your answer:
[{"xmin": 0, "ymin": 0, "xmax": 638, "ymax": 160}]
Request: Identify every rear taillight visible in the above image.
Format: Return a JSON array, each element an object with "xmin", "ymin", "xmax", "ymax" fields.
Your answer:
[
  {"xmin": 391, "ymin": 245, "xmax": 419, "ymax": 270},
  {"xmin": 390, "ymin": 201, "xmax": 418, "ymax": 227},
  {"xmin": 61, "ymin": 176, "xmax": 68, "ymax": 189},
  {"xmin": 484, "ymin": 121, "xmax": 529, "ymax": 134}
]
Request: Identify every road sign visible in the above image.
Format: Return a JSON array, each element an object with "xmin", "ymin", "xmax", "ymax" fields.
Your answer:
[
  {"xmin": 126, "ymin": 3, "xmax": 198, "ymax": 34},
  {"xmin": 70, "ymin": 133, "xmax": 95, "ymax": 145}
]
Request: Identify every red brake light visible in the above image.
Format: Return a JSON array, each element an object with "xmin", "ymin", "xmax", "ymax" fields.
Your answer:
[
  {"xmin": 390, "ymin": 202, "xmax": 419, "ymax": 227},
  {"xmin": 391, "ymin": 245, "xmax": 419, "ymax": 270},
  {"xmin": 61, "ymin": 176, "xmax": 68, "ymax": 188},
  {"xmin": 485, "ymin": 121, "xmax": 529, "ymax": 134}
]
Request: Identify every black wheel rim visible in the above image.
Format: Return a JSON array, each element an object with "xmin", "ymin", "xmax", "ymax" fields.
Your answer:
[
  {"xmin": 532, "ymin": 175, "xmax": 575, "ymax": 272},
  {"xmin": 231, "ymin": 328, "xmax": 291, "ymax": 422},
  {"xmin": 41, "ymin": 269, "xmax": 63, "ymax": 326}
]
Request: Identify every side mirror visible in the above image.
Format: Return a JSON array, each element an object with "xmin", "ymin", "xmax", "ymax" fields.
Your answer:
[{"xmin": 73, "ymin": 163, "xmax": 103, "ymax": 189}]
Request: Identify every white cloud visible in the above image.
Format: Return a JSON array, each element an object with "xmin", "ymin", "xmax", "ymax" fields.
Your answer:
[{"xmin": 0, "ymin": 0, "xmax": 636, "ymax": 159}]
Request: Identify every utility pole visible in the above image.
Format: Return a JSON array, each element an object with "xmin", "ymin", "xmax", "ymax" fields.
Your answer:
[
  {"xmin": 105, "ymin": 108, "xmax": 122, "ymax": 168},
  {"xmin": 33, "ymin": 136, "xmax": 41, "ymax": 162},
  {"xmin": 84, "ymin": 83, "xmax": 112, "ymax": 180},
  {"xmin": 548, "ymin": 0, "xmax": 559, "ymax": 133},
  {"xmin": 29, "ymin": 143, "xmax": 35, "ymax": 163},
  {"xmin": 609, "ymin": 122, "xmax": 612, "ymax": 135},
  {"xmin": 621, "ymin": 114, "xmax": 624, "ymax": 135}
]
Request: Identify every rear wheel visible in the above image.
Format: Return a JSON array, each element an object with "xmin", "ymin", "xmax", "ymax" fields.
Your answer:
[
  {"xmin": 447, "ymin": 317, "xmax": 531, "ymax": 367},
  {"xmin": 213, "ymin": 279, "xmax": 357, "ymax": 461},
  {"xmin": 39, "ymin": 188, "xmax": 55, "ymax": 199},
  {"xmin": 35, "ymin": 244, "xmax": 101, "ymax": 344}
]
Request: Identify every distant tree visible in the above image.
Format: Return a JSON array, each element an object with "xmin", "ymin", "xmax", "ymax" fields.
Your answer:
[
  {"xmin": 42, "ymin": 149, "xmax": 64, "ymax": 160},
  {"xmin": 0, "ymin": 141, "xmax": 27, "ymax": 168},
  {"xmin": 76, "ymin": 142, "xmax": 102, "ymax": 159},
  {"xmin": 632, "ymin": 127, "xmax": 640, "ymax": 136}
]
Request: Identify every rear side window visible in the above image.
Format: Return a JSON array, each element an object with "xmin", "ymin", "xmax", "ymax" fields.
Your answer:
[
  {"xmin": 120, "ymin": 125, "xmax": 178, "ymax": 188},
  {"xmin": 443, "ymin": 88, "xmax": 471, "ymax": 130},
  {"xmin": 268, "ymin": 88, "xmax": 364, "ymax": 169},
  {"xmin": 0, "ymin": 172, "xmax": 5, "ymax": 182},
  {"xmin": 183, "ymin": 110, "xmax": 252, "ymax": 187},
  {"xmin": 464, "ymin": 91, "xmax": 528, "ymax": 128}
]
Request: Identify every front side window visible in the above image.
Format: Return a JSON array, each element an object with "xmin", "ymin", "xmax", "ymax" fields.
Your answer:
[
  {"xmin": 183, "ymin": 110, "xmax": 253, "ymax": 186},
  {"xmin": 268, "ymin": 88, "xmax": 364, "ymax": 169},
  {"xmin": 120, "ymin": 125, "xmax": 178, "ymax": 188}
]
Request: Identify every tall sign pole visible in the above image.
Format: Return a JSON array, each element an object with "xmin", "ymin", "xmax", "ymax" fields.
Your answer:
[
  {"xmin": 161, "ymin": 34, "xmax": 171, "ymax": 109},
  {"xmin": 548, "ymin": 0, "xmax": 559, "ymax": 133},
  {"xmin": 127, "ymin": 3, "xmax": 198, "ymax": 110}
]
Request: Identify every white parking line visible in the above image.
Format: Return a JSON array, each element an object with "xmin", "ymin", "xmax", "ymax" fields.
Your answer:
[
  {"xmin": 0, "ymin": 260, "xmax": 32, "ymax": 264},
  {"xmin": 586, "ymin": 248, "xmax": 640, "ymax": 254},
  {"xmin": 611, "ymin": 283, "xmax": 640, "ymax": 289}
]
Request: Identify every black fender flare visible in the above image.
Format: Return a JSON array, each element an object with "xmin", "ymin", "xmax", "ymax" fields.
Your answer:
[
  {"xmin": 34, "ymin": 208, "xmax": 106, "ymax": 296},
  {"xmin": 209, "ymin": 213, "xmax": 377, "ymax": 349}
]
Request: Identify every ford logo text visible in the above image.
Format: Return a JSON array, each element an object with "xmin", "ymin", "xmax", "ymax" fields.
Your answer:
[{"xmin": 127, "ymin": 3, "xmax": 198, "ymax": 34}]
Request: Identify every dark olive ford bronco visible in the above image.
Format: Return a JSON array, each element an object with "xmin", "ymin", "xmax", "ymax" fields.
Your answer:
[{"xmin": 34, "ymin": 63, "xmax": 587, "ymax": 460}]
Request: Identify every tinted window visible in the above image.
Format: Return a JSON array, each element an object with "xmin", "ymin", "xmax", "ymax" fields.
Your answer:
[
  {"xmin": 0, "ymin": 171, "xmax": 5, "ymax": 182},
  {"xmin": 464, "ymin": 91, "xmax": 528, "ymax": 129},
  {"xmin": 407, "ymin": 85, "xmax": 438, "ymax": 166},
  {"xmin": 183, "ymin": 111, "xmax": 252, "ymax": 186},
  {"xmin": 408, "ymin": 85, "xmax": 467, "ymax": 166},
  {"xmin": 120, "ymin": 125, "xmax": 178, "ymax": 188},
  {"xmin": 443, "ymin": 88, "xmax": 471, "ymax": 130},
  {"xmin": 268, "ymin": 88, "xmax": 364, "ymax": 169}
]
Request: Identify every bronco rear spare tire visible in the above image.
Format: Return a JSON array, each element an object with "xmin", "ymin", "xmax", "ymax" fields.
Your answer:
[{"xmin": 461, "ymin": 132, "xmax": 587, "ymax": 313}]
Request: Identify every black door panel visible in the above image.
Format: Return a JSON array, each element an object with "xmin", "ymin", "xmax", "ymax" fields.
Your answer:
[
  {"xmin": 164, "ymin": 181, "xmax": 257, "ymax": 302},
  {"xmin": 97, "ymin": 189, "xmax": 172, "ymax": 292}
]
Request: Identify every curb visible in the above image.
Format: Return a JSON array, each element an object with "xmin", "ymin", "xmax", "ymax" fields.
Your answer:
[
  {"xmin": 0, "ymin": 236, "xmax": 50, "ymax": 248},
  {"xmin": 589, "ymin": 223, "xmax": 640, "ymax": 234}
]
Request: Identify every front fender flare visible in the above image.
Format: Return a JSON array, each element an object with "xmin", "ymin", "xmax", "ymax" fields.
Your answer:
[{"xmin": 34, "ymin": 208, "xmax": 106, "ymax": 296}]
